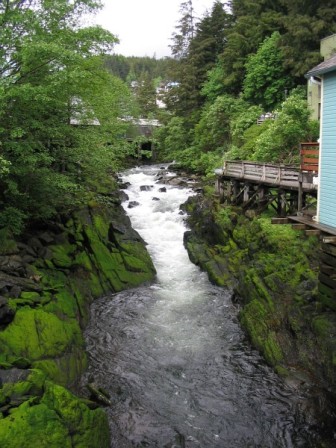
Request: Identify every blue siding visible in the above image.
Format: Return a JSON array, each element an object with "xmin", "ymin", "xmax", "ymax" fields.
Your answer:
[{"xmin": 319, "ymin": 72, "xmax": 336, "ymax": 228}]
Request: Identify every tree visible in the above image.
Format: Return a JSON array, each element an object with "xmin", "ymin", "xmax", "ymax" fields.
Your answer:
[
  {"xmin": 134, "ymin": 72, "xmax": 157, "ymax": 117},
  {"xmin": 252, "ymin": 91, "xmax": 318, "ymax": 163},
  {"xmin": 170, "ymin": 0, "xmax": 195, "ymax": 59},
  {"xmin": 167, "ymin": 1, "xmax": 232, "ymax": 121},
  {"xmin": 0, "ymin": 0, "xmax": 132, "ymax": 232},
  {"xmin": 243, "ymin": 32, "xmax": 293, "ymax": 110}
]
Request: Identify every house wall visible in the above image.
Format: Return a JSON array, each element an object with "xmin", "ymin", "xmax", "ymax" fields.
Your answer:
[
  {"xmin": 307, "ymin": 79, "xmax": 321, "ymax": 120},
  {"xmin": 307, "ymin": 34, "xmax": 336, "ymax": 120},
  {"xmin": 321, "ymin": 34, "xmax": 336, "ymax": 59},
  {"xmin": 318, "ymin": 72, "xmax": 336, "ymax": 227}
]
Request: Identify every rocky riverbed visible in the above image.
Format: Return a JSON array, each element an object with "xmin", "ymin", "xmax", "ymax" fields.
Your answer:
[
  {"xmin": 182, "ymin": 193, "xmax": 336, "ymax": 445},
  {"xmin": 0, "ymin": 191, "xmax": 156, "ymax": 447}
]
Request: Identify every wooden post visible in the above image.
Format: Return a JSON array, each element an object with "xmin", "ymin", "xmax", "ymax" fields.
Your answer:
[
  {"xmin": 298, "ymin": 172, "xmax": 303, "ymax": 215},
  {"xmin": 232, "ymin": 181, "xmax": 239, "ymax": 201},
  {"xmin": 243, "ymin": 184, "xmax": 250, "ymax": 203},
  {"xmin": 280, "ymin": 191, "xmax": 287, "ymax": 217}
]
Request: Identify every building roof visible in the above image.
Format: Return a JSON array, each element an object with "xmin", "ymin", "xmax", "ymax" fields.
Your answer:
[{"xmin": 305, "ymin": 53, "xmax": 336, "ymax": 78}]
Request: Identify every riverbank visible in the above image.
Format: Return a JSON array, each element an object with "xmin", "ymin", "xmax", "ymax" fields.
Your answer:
[
  {"xmin": 183, "ymin": 193, "xmax": 336, "ymax": 442},
  {"xmin": 0, "ymin": 189, "xmax": 156, "ymax": 447}
]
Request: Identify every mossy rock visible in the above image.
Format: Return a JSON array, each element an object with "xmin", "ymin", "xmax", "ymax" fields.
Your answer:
[
  {"xmin": 240, "ymin": 299, "xmax": 283, "ymax": 365},
  {"xmin": 44, "ymin": 290, "xmax": 78, "ymax": 320},
  {"xmin": 0, "ymin": 308, "xmax": 83, "ymax": 368},
  {"xmin": 49, "ymin": 244, "xmax": 77, "ymax": 269},
  {"xmin": 0, "ymin": 379, "xmax": 109, "ymax": 448},
  {"xmin": 33, "ymin": 351, "xmax": 87, "ymax": 387},
  {"xmin": 73, "ymin": 251, "xmax": 93, "ymax": 271}
]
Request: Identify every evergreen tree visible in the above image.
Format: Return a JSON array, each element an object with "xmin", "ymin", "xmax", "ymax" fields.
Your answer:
[
  {"xmin": 243, "ymin": 32, "xmax": 293, "ymax": 110},
  {"xmin": 0, "ymin": 0, "xmax": 132, "ymax": 232},
  {"xmin": 167, "ymin": 1, "xmax": 232, "ymax": 121},
  {"xmin": 170, "ymin": 0, "xmax": 195, "ymax": 59},
  {"xmin": 134, "ymin": 72, "xmax": 158, "ymax": 117}
]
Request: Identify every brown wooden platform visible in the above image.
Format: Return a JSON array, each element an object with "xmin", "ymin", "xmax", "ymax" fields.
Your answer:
[
  {"xmin": 219, "ymin": 161, "xmax": 317, "ymax": 192},
  {"xmin": 272, "ymin": 215, "xmax": 336, "ymax": 241}
]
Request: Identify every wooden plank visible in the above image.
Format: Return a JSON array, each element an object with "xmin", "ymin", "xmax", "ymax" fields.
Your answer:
[
  {"xmin": 322, "ymin": 236, "xmax": 336, "ymax": 244},
  {"xmin": 321, "ymin": 243, "xmax": 336, "ymax": 257},
  {"xmin": 302, "ymin": 157, "xmax": 319, "ymax": 164},
  {"xmin": 301, "ymin": 149, "xmax": 319, "ymax": 155},
  {"xmin": 319, "ymin": 272, "xmax": 336, "ymax": 289},
  {"xmin": 321, "ymin": 252, "xmax": 336, "ymax": 267},
  {"xmin": 305, "ymin": 229, "xmax": 320, "ymax": 236},
  {"xmin": 292, "ymin": 223, "xmax": 307, "ymax": 230},
  {"xmin": 320, "ymin": 263, "xmax": 336, "ymax": 277},
  {"xmin": 318, "ymin": 282, "xmax": 336, "ymax": 300},
  {"xmin": 271, "ymin": 218, "xmax": 289, "ymax": 224},
  {"xmin": 301, "ymin": 164, "xmax": 319, "ymax": 171}
]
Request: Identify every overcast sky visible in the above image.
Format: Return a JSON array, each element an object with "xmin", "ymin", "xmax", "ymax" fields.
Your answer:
[{"xmin": 93, "ymin": 0, "xmax": 218, "ymax": 58}]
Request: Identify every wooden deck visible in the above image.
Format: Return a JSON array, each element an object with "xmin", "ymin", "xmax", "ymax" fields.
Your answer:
[
  {"xmin": 219, "ymin": 161, "xmax": 317, "ymax": 192},
  {"xmin": 215, "ymin": 161, "xmax": 318, "ymax": 216},
  {"xmin": 272, "ymin": 215, "xmax": 336, "ymax": 240}
]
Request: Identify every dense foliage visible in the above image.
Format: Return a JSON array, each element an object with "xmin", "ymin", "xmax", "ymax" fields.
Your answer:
[
  {"xmin": 1, "ymin": 0, "xmax": 334, "ymax": 232},
  {"xmin": 0, "ymin": 0, "xmax": 136, "ymax": 234},
  {"xmin": 155, "ymin": 0, "xmax": 329, "ymax": 174}
]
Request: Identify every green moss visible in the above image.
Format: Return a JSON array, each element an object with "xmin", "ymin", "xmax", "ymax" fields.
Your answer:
[
  {"xmin": 73, "ymin": 251, "xmax": 93, "ymax": 271},
  {"xmin": 87, "ymin": 272, "xmax": 105, "ymax": 298},
  {"xmin": 0, "ymin": 228, "xmax": 18, "ymax": 255},
  {"xmin": 33, "ymin": 351, "xmax": 87, "ymax": 387},
  {"xmin": 0, "ymin": 400, "xmax": 72, "ymax": 447},
  {"xmin": 49, "ymin": 244, "xmax": 77, "ymax": 269},
  {"xmin": 0, "ymin": 308, "xmax": 83, "ymax": 363},
  {"xmin": 240, "ymin": 300, "xmax": 283, "ymax": 365},
  {"xmin": 0, "ymin": 369, "xmax": 46, "ymax": 407},
  {"xmin": 0, "ymin": 380, "xmax": 110, "ymax": 448},
  {"xmin": 40, "ymin": 268, "xmax": 67, "ymax": 291},
  {"xmin": 92, "ymin": 213, "xmax": 110, "ymax": 241},
  {"xmin": 42, "ymin": 382, "xmax": 110, "ymax": 447},
  {"xmin": 44, "ymin": 290, "xmax": 78, "ymax": 319},
  {"xmin": 264, "ymin": 332, "xmax": 284, "ymax": 364},
  {"xmin": 241, "ymin": 268, "xmax": 275, "ymax": 309},
  {"xmin": 312, "ymin": 315, "xmax": 334, "ymax": 339}
]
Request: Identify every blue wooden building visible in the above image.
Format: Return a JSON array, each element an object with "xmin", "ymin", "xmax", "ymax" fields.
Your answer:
[{"xmin": 306, "ymin": 54, "xmax": 336, "ymax": 229}]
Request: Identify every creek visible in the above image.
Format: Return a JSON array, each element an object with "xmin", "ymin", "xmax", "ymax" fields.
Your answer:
[{"xmin": 83, "ymin": 164, "xmax": 320, "ymax": 448}]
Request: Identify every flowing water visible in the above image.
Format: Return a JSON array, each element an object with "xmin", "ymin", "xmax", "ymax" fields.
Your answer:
[{"xmin": 83, "ymin": 164, "xmax": 321, "ymax": 448}]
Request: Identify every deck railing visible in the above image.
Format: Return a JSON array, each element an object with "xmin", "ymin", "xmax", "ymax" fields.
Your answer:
[
  {"xmin": 300, "ymin": 142, "xmax": 319, "ymax": 173},
  {"xmin": 222, "ymin": 160, "xmax": 300, "ymax": 186}
]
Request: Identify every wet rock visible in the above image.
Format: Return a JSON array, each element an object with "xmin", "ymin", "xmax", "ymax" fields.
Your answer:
[
  {"xmin": 0, "ymin": 296, "xmax": 15, "ymax": 325},
  {"xmin": 128, "ymin": 201, "xmax": 140, "ymax": 209},
  {"xmin": 39, "ymin": 232, "xmax": 55, "ymax": 245},
  {"xmin": 9, "ymin": 285, "xmax": 21, "ymax": 298},
  {"xmin": 0, "ymin": 272, "xmax": 42, "ymax": 292},
  {"xmin": 0, "ymin": 368, "xmax": 30, "ymax": 385},
  {"xmin": 140, "ymin": 185, "xmax": 153, "ymax": 191},
  {"xmin": 17, "ymin": 242, "xmax": 37, "ymax": 258},
  {"xmin": 87, "ymin": 383, "xmax": 112, "ymax": 407},
  {"xmin": 21, "ymin": 254, "xmax": 36, "ymax": 264},
  {"xmin": 159, "ymin": 187, "xmax": 167, "ymax": 193},
  {"xmin": 119, "ymin": 191, "xmax": 129, "ymax": 202},
  {"xmin": 119, "ymin": 181, "xmax": 131, "ymax": 190},
  {"xmin": 27, "ymin": 237, "xmax": 43, "ymax": 251},
  {"xmin": 166, "ymin": 177, "xmax": 187, "ymax": 187},
  {"xmin": 152, "ymin": 197, "xmax": 160, "ymax": 201}
]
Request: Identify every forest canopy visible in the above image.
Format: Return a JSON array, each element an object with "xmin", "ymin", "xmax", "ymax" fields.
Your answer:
[
  {"xmin": 0, "ymin": 0, "xmax": 136, "ymax": 234},
  {"xmin": 154, "ymin": 0, "xmax": 332, "ymax": 174},
  {"xmin": 0, "ymin": 0, "xmax": 334, "ymax": 233}
]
